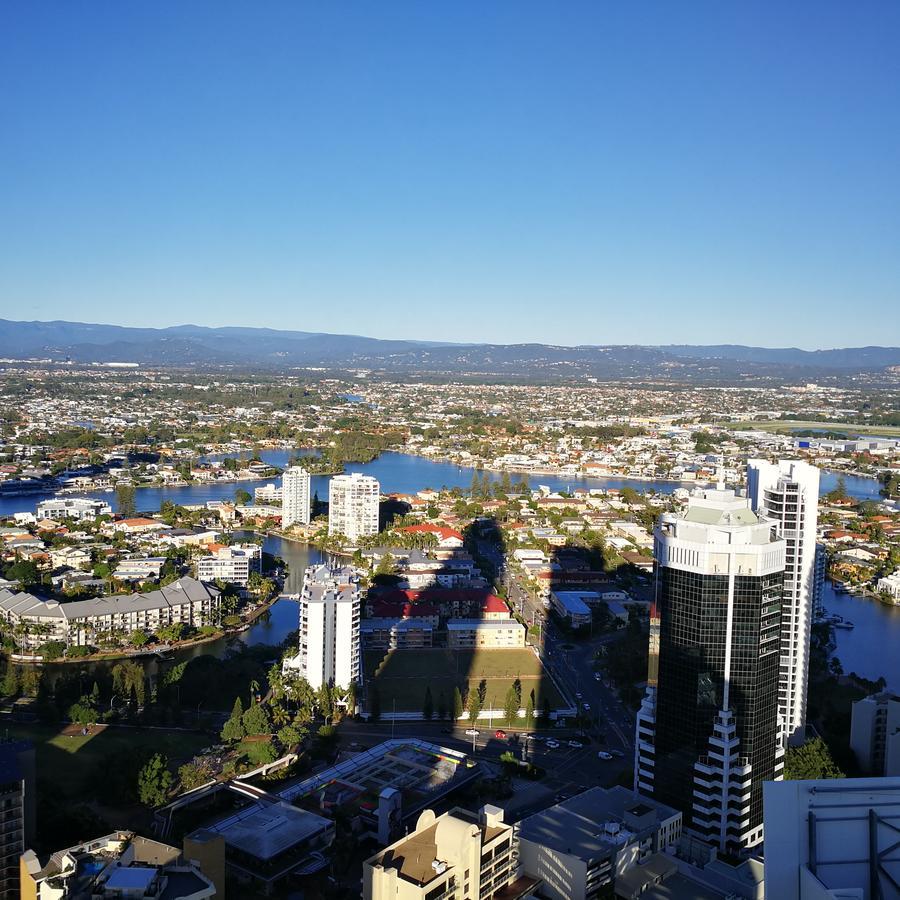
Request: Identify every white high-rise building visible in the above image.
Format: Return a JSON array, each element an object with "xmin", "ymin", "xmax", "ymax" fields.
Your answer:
[
  {"xmin": 283, "ymin": 564, "xmax": 360, "ymax": 690},
  {"xmin": 281, "ymin": 466, "xmax": 312, "ymax": 528},
  {"xmin": 747, "ymin": 459, "xmax": 820, "ymax": 743},
  {"xmin": 328, "ymin": 473, "xmax": 379, "ymax": 541}
]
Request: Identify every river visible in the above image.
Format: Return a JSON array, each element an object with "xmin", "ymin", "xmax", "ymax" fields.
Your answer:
[
  {"xmin": 0, "ymin": 450, "xmax": 883, "ymax": 519},
  {"xmin": 822, "ymin": 581, "xmax": 900, "ymax": 689}
]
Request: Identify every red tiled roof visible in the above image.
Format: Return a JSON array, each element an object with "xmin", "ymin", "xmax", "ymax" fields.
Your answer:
[{"xmin": 399, "ymin": 524, "xmax": 464, "ymax": 541}]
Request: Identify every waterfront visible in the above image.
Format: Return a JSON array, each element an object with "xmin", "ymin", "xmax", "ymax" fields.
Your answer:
[
  {"xmin": 824, "ymin": 581, "xmax": 900, "ymax": 689},
  {"xmin": 0, "ymin": 450, "xmax": 884, "ymax": 518}
]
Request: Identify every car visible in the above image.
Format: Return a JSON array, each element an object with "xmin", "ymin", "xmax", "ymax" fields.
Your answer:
[
  {"xmin": 610, "ymin": 749, "xmax": 625, "ymax": 758},
  {"xmin": 465, "ymin": 729, "xmax": 480, "ymax": 737},
  {"xmin": 567, "ymin": 740, "xmax": 584, "ymax": 749},
  {"xmin": 575, "ymin": 692, "xmax": 583, "ymax": 699},
  {"xmin": 593, "ymin": 673, "xmax": 602, "ymax": 681},
  {"xmin": 597, "ymin": 751, "xmax": 613, "ymax": 760},
  {"xmin": 494, "ymin": 729, "xmax": 507, "ymax": 739},
  {"xmin": 526, "ymin": 734, "xmax": 543, "ymax": 742},
  {"xmin": 440, "ymin": 727, "xmax": 452, "ymax": 734},
  {"xmin": 582, "ymin": 702, "xmax": 591, "ymax": 711},
  {"xmin": 546, "ymin": 740, "xmax": 561, "ymax": 749}
]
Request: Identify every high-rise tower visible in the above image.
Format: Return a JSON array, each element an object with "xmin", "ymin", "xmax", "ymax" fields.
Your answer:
[
  {"xmin": 747, "ymin": 459, "xmax": 820, "ymax": 743},
  {"xmin": 635, "ymin": 489, "xmax": 786, "ymax": 853},
  {"xmin": 282, "ymin": 465, "xmax": 312, "ymax": 527},
  {"xmin": 328, "ymin": 473, "xmax": 380, "ymax": 541}
]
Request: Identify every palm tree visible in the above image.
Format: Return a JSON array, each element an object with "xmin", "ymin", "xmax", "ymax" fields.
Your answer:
[{"xmin": 249, "ymin": 679, "xmax": 260, "ymax": 705}]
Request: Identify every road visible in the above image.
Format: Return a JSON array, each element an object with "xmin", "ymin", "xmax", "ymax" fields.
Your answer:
[{"xmin": 470, "ymin": 540, "xmax": 636, "ymax": 783}]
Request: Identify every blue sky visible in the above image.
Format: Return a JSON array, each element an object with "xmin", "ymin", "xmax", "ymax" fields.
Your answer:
[{"xmin": 1, "ymin": 2, "xmax": 898, "ymax": 348}]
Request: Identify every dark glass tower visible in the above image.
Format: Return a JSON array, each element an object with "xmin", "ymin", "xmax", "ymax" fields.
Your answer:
[{"xmin": 635, "ymin": 489, "xmax": 786, "ymax": 854}]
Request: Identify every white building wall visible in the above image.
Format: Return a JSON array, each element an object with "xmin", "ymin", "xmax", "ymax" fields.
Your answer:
[
  {"xmin": 765, "ymin": 777, "xmax": 900, "ymax": 900},
  {"xmin": 282, "ymin": 466, "xmax": 312, "ymax": 527},
  {"xmin": 328, "ymin": 474, "xmax": 379, "ymax": 541},
  {"xmin": 747, "ymin": 459, "xmax": 820, "ymax": 743}
]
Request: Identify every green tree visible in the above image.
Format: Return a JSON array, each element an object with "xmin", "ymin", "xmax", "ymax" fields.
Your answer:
[
  {"xmin": 422, "ymin": 686, "xmax": 434, "ymax": 720},
  {"xmin": 277, "ymin": 725, "xmax": 302, "ymax": 749},
  {"xmin": 452, "ymin": 686, "xmax": 463, "ymax": 720},
  {"xmin": 234, "ymin": 488, "xmax": 252, "ymax": 505},
  {"xmin": 115, "ymin": 483, "xmax": 137, "ymax": 518},
  {"xmin": 525, "ymin": 695, "xmax": 535, "ymax": 727},
  {"xmin": 129, "ymin": 630, "xmax": 149, "ymax": 648},
  {"xmin": 242, "ymin": 702, "xmax": 271, "ymax": 736},
  {"xmin": 785, "ymin": 737, "xmax": 845, "ymax": 780},
  {"xmin": 503, "ymin": 685, "xmax": 519, "ymax": 726},
  {"xmin": 221, "ymin": 697, "xmax": 246, "ymax": 742},
  {"xmin": 5, "ymin": 559, "xmax": 39, "ymax": 587},
  {"xmin": 467, "ymin": 686, "xmax": 482, "ymax": 724},
  {"xmin": 437, "ymin": 691, "xmax": 447, "ymax": 720},
  {"xmin": 137, "ymin": 753, "xmax": 174, "ymax": 807}
]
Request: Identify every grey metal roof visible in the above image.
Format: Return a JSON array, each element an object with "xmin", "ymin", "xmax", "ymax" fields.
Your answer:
[{"xmin": 0, "ymin": 577, "xmax": 218, "ymax": 621}]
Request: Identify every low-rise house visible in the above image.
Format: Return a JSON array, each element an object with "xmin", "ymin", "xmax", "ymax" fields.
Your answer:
[{"xmin": 446, "ymin": 618, "xmax": 526, "ymax": 648}]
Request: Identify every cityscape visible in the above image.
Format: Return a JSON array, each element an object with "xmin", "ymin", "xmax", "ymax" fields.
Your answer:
[{"xmin": 2, "ymin": 3, "xmax": 900, "ymax": 899}]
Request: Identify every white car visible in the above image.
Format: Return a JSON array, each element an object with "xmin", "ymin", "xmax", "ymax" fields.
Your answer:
[
  {"xmin": 582, "ymin": 702, "xmax": 591, "ymax": 711},
  {"xmin": 465, "ymin": 729, "xmax": 480, "ymax": 737},
  {"xmin": 593, "ymin": 673, "xmax": 602, "ymax": 681},
  {"xmin": 597, "ymin": 751, "xmax": 613, "ymax": 760},
  {"xmin": 546, "ymin": 740, "xmax": 561, "ymax": 749},
  {"xmin": 567, "ymin": 740, "xmax": 584, "ymax": 749},
  {"xmin": 575, "ymin": 692, "xmax": 583, "ymax": 699}
]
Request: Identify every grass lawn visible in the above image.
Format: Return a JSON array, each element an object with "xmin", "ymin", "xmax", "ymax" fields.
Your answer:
[
  {"xmin": 726, "ymin": 420, "xmax": 900, "ymax": 437},
  {"xmin": 4, "ymin": 722, "xmax": 209, "ymax": 797},
  {"xmin": 363, "ymin": 647, "xmax": 564, "ymax": 714}
]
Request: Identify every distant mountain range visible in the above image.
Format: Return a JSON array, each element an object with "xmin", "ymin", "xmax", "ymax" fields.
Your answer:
[{"xmin": 1, "ymin": 318, "xmax": 898, "ymax": 382}]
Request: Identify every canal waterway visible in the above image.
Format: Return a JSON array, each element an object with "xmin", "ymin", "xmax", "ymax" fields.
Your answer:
[
  {"xmin": 822, "ymin": 581, "xmax": 900, "ymax": 690},
  {"xmin": 0, "ymin": 450, "xmax": 883, "ymax": 519}
]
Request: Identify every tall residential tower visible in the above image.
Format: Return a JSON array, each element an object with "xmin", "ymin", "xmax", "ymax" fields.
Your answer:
[
  {"xmin": 635, "ymin": 489, "xmax": 786, "ymax": 854},
  {"xmin": 328, "ymin": 473, "xmax": 380, "ymax": 541},
  {"xmin": 746, "ymin": 459, "xmax": 820, "ymax": 743},
  {"xmin": 281, "ymin": 465, "xmax": 312, "ymax": 528},
  {"xmin": 283, "ymin": 564, "xmax": 360, "ymax": 690}
]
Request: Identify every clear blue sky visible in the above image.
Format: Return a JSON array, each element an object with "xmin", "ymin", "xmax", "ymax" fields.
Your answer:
[{"xmin": 1, "ymin": 2, "xmax": 898, "ymax": 348}]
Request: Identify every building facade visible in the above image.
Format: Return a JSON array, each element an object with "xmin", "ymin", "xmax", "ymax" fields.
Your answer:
[
  {"xmin": 747, "ymin": 459, "xmax": 820, "ymax": 743},
  {"xmin": 850, "ymin": 691, "xmax": 900, "ymax": 776},
  {"xmin": 0, "ymin": 577, "xmax": 221, "ymax": 648},
  {"xmin": 284, "ymin": 565, "xmax": 360, "ymax": 690},
  {"xmin": 364, "ymin": 804, "xmax": 533, "ymax": 900},
  {"xmin": 328, "ymin": 473, "xmax": 379, "ymax": 541},
  {"xmin": 35, "ymin": 497, "xmax": 112, "ymax": 521},
  {"xmin": 0, "ymin": 741, "xmax": 34, "ymax": 898},
  {"xmin": 635, "ymin": 489, "xmax": 786, "ymax": 854},
  {"xmin": 196, "ymin": 544, "xmax": 260, "ymax": 587},
  {"xmin": 517, "ymin": 787, "xmax": 681, "ymax": 900},
  {"xmin": 764, "ymin": 776, "xmax": 900, "ymax": 900},
  {"xmin": 281, "ymin": 466, "xmax": 312, "ymax": 528}
]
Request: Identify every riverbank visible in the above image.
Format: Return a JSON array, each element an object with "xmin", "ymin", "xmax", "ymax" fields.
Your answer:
[{"xmin": 6, "ymin": 591, "xmax": 286, "ymax": 667}]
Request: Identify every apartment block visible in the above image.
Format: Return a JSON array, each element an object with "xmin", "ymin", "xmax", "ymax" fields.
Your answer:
[
  {"xmin": 850, "ymin": 691, "xmax": 900, "ymax": 776},
  {"xmin": 747, "ymin": 459, "xmax": 820, "ymax": 743},
  {"xmin": 328, "ymin": 473, "xmax": 379, "ymax": 542},
  {"xmin": 364, "ymin": 804, "xmax": 537, "ymax": 900},
  {"xmin": 283, "ymin": 565, "xmax": 360, "ymax": 690},
  {"xmin": 281, "ymin": 466, "xmax": 311, "ymax": 528}
]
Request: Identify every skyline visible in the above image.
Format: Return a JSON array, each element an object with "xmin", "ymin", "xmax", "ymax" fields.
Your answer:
[{"xmin": 2, "ymin": 3, "xmax": 899, "ymax": 347}]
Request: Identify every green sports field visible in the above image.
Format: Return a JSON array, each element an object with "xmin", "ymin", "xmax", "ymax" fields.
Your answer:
[{"xmin": 363, "ymin": 647, "xmax": 564, "ymax": 714}]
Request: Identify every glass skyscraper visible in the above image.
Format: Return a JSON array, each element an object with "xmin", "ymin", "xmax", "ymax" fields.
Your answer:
[{"xmin": 635, "ymin": 489, "xmax": 786, "ymax": 854}]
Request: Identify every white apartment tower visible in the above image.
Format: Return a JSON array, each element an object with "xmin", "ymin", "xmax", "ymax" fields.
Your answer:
[
  {"xmin": 284, "ymin": 564, "xmax": 360, "ymax": 690},
  {"xmin": 281, "ymin": 465, "xmax": 312, "ymax": 527},
  {"xmin": 328, "ymin": 473, "xmax": 379, "ymax": 541},
  {"xmin": 747, "ymin": 459, "xmax": 820, "ymax": 743}
]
